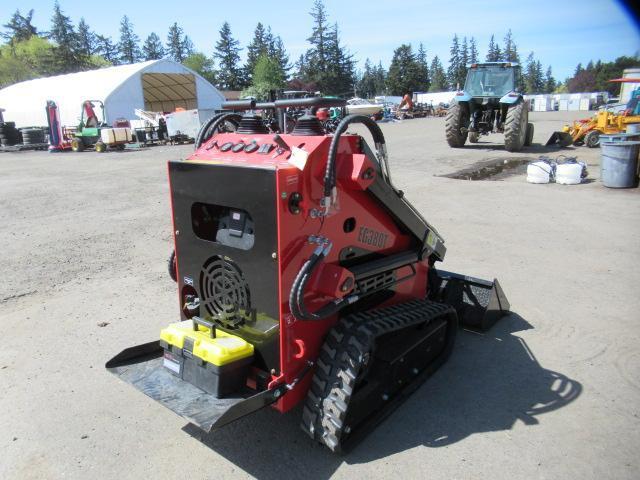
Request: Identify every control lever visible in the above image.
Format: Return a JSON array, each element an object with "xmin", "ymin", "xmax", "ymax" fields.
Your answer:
[{"xmin": 272, "ymin": 134, "xmax": 290, "ymax": 158}]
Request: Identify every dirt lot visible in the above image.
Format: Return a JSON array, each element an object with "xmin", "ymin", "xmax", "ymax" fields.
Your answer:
[{"xmin": 1, "ymin": 111, "xmax": 639, "ymax": 480}]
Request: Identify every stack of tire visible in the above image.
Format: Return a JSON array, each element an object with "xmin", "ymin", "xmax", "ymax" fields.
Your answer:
[
  {"xmin": 0, "ymin": 122, "xmax": 22, "ymax": 147},
  {"xmin": 21, "ymin": 128, "xmax": 45, "ymax": 146}
]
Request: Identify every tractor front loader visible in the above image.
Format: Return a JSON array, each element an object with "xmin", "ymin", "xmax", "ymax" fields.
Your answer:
[{"xmin": 107, "ymin": 97, "xmax": 510, "ymax": 453}]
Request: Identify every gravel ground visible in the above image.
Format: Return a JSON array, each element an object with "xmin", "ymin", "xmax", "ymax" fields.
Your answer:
[{"xmin": 1, "ymin": 111, "xmax": 639, "ymax": 480}]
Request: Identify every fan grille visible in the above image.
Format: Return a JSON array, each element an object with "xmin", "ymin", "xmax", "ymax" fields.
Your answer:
[{"xmin": 199, "ymin": 256, "xmax": 250, "ymax": 329}]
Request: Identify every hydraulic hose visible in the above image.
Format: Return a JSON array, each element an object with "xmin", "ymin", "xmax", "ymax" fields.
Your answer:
[
  {"xmin": 289, "ymin": 240, "xmax": 359, "ymax": 321},
  {"xmin": 323, "ymin": 114, "xmax": 389, "ymax": 203},
  {"xmin": 194, "ymin": 113, "xmax": 242, "ymax": 149}
]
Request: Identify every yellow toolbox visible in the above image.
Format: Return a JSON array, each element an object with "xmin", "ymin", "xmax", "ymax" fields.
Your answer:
[{"xmin": 160, "ymin": 317, "xmax": 254, "ymax": 398}]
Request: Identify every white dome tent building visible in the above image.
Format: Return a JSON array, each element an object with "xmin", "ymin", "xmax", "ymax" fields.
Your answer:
[{"xmin": 0, "ymin": 59, "xmax": 225, "ymax": 128}]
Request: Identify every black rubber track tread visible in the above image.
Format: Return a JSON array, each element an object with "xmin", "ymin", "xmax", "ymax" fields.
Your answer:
[
  {"xmin": 504, "ymin": 101, "xmax": 527, "ymax": 152},
  {"xmin": 301, "ymin": 299, "xmax": 456, "ymax": 453},
  {"xmin": 445, "ymin": 101, "xmax": 469, "ymax": 147}
]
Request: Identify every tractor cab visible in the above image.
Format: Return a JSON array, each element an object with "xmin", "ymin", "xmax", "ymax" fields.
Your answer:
[{"xmin": 464, "ymin": 63, "xmax": 520, "ymax": 98}]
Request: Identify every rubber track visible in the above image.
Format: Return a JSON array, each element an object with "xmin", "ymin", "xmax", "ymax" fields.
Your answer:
[
  {"xmin": 504, "ymin": 101, "xmax": 527, "ymax": 152},
  {"xmin": 301, "ymin": 299, "xmax": 455, "ymax": 452}
]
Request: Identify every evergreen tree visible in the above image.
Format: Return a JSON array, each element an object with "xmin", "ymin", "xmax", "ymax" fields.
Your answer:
[
  {"xmin": 2, "ymin": 9, "xmax": 38, "ymax": 43},
  {"xmin": 213, "ymin": 21, "xmax": 245, "ymax": 90},
  {"xmin": 270, "ymin": 35, "xmax": 291, "ymax": 81},
  {"xmin": 245, "ymin": 23, "xmax": 268, "ymax": 80},
  {"xmin": 357, "ymin": 58, "xmax": 376, "ymax": 98},
  {"xmin": 429, "ymin": 55, "xmax": 447, "ymax": 92},
  {"xmin": 524, "ymin": 52, "xmax": 544, "ymax": 93},
  {"xmin": 373, "ymin": 61, "xmax": 387, "ymax": 95},
  {"xmin": 183, "ymin": 52, "xmax": 216, "ymax": 84},
  {"xmin": 77, "ymin": 18, "xmax": 95, "ymax": 56},
  {"xmin": 486, "ymin": 34, "xmax": 501, "ymax": 62},
  {"xmin": 502, "ymin": 29, "xmax": 520, "ymax": 63},
  {"xmin": 469, "ymin": 37, "xmax": 479, "ymax": 64},
  {"xmin": 304, "ymin": 0, "xmax": 330, "ymax": 85},
  {"xmin": 447, "ymin": 34, "xmax": 461, "ymax": 89},
  {"xmin": 416, "ymin": 43, "xmax": 430, "ymax": 91},
  {"xmin": 95, "ymin": 35, "xmax": 119, "ymax": 64},
  {"xmin": 544, "ymin": 65, "xmax": 556, "ymax": 93},
  {"xmin": 386, "ymin": 44, "xmax": 422, "ymax": 95},
  {"xmin": 49, "ymin": 1, "xmax": 81, "ymax": 72},
  {"xmin": 166, "ymin": 23, "xmax": 190, "ymax": 62},
  {"xmin": 323, "ymin": 23, "xmax": 355, "ymax": 96},
  {"xmin": 118, "ymin": 15, "xmax": 140, "ymax": 64},
  {"xmin": 458, "ymin": 36, "xmax": 469, "ymax": 87},
  {"xmin": 295, "ymin": 54, "xmax": 307, "ymax": 79},
  {"xmin": 142, "ymin": 32, "xmax": 165, "ymax": 60}
]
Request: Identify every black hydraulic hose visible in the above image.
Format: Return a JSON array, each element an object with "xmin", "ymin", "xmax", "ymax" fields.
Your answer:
[
  {"xmin": 289, "ymin": 241, "xmax": 359, "ymax": 321},
  {"xmin": 194, "ymin": 113, "xmax": 242, "ymax": 149},
  {"xmin": 323, "ymin": 114, "xmax": 387, "ymax": 199}
]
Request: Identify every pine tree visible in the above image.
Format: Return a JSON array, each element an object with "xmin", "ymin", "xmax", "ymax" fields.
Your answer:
[
  {"xmin": 295, "ymin": 54, "xmax": 307, "ymax": 79},
  {"xmin": 416, "ymin": 43, "xmax": 430, "ymax": 91},
  {"xmin": 270, "ymin": 35, "xmax": 291, "ymax": 81},
  {"xmin": 95, "ymin": 35, "xmax": 118, "ymax": 64},
  {"xmin": 245, "ymin": 23, "xmax": 268, "ymax": 80},
  {"xmin": 386, "ymin": 44, "xmax": 422, "ymax": 95},
  {"xmin": 2, "ymin": 9, "xmax": 38, "ymax": 43},
  {"xmin": 142, "ymin": 33, "xmax": 165, "ymax": 60},
  {"xmin": 544, "ymin": 65, "xmax": 556, "ymax": 93},
  {"xmin": 118, "ymin": 15, "xmax": 140, "ymax": 64},
  {"xmin": 305, "ymin": 0, "xmax": 330, "ymax": 85},
  {"xmin": 429, "ymin": 55, "xmax": 447, "ymax": 92},
  {"xmin": 374, "ymin": 61, "xmax": 387, "ymax": 95},
  {"xmin": 524, "ymin": 52, "xmax": 544, "ymax": 93},
  {"xmin": 469, "ymin": 37, "xmax": 479, "ymax": 64},
  {"xmin": 447, "ymin": 34, "xmax": 460, "ymax": 89},
  {"xmin": 486, "ymin": 34, "xmax": 502, "ymax": 62},
  {"xmin": 213, "ymin": 22, "xmax": 245, "ymax": 90},
  {"xmin": 77, "ymin": 18, "xmax": 95, "ymax": 56},
  {"xmin": 166, "ymin": 23, "xmax": 190, "ymax": 62},
  {"xmin": 50, "ymin": 1, "xmax": 81, "ymax": 72},
  {"xmin": 323, "ymin": 23, "xmax": 355, "ymax": 96},
  {"xmin": 502, "ymin": 29, "xmax": 519, "ymax": 63},
  {"xmin": 458, "ymin": 36, "xmax": 468, "ymax": 87},
  {"xmin": 357, "ymin": 58, "xmax": 376, "ymax": 98}
]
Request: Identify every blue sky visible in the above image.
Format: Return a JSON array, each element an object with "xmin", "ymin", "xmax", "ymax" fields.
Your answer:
[{"xmin": 4, "ymin": 0, "xmax": 639, "ymax": 80}]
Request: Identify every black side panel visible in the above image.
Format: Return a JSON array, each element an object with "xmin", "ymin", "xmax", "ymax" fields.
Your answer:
[{"xmin": 169, "ymin": 161, "xmax": 280, "ymax": 371}]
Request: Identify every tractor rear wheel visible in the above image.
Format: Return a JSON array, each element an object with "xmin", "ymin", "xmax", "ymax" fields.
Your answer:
[
  {"xmin": 585, "ymin": 130, "xmax": 600, "ymax": 148},
  {"xmin": 468, "ymin": 131, "xmax": 480, "ymax": 143},
  {"xmin": 504, "ymin": 101, "xmax": 528, "ymax": 152},
  {"xmin": 445, "ymin": 101, "xmax": 469, "ymax": 147},
  {"xmin": 71, "ymin": 138, "xmax": 84, "ymax": 152},
  {"xmin": 524, "ymin": 122, "xmax": 534, "ymax": 146}
]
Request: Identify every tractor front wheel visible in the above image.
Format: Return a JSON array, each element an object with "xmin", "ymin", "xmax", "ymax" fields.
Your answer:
[
  {"xmin": 585, "ymin": 130, "xmax": 600, "ymax": 148},
  {"xmin": 445, "ymin": 101, "xmax": 469, "ymax": 148},
  {"xmin": 71, "ymin": 138, "xmax": 84, "ymax": 152},
  {"xmin": 95, "ymin": 142, "xmax": 107, "ymax": 153},
  {"xmin": 504, "ymin": 101, "xmax": 528, "ymax": 152},
  {"xmin": 468, "ymin": 131, "xmax": 480, "ymax": 143}
]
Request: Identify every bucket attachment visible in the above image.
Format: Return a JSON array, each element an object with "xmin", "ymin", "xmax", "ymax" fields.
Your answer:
[
  {"xmin": 546, "ymin": 131, "xmax": 573, "ymax": 147},
  {"xmin": 434, "ymin": 270, "xmax": 510, "ymax": 331},
  {"xmin": 105, "ymin": 341, "xmax": 285, "ymax": 432}
]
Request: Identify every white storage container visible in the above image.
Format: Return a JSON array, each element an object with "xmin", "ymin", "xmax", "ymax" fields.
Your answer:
[
  {"xmin": 101, "ymin": 127, "xmax": 132, "ymax": 144},
  {"xmin": 527, "ymin": 161, "xmax": 553, "ymax": 183},
  {"xmin": 556, "ymin": 162, "xmax": 585, "ymax": 184}
]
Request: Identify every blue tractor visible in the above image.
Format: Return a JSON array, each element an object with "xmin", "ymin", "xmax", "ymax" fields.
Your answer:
[{"xmin": 445, "ymin": 62, "xmax": 533, "ymax": 152}]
